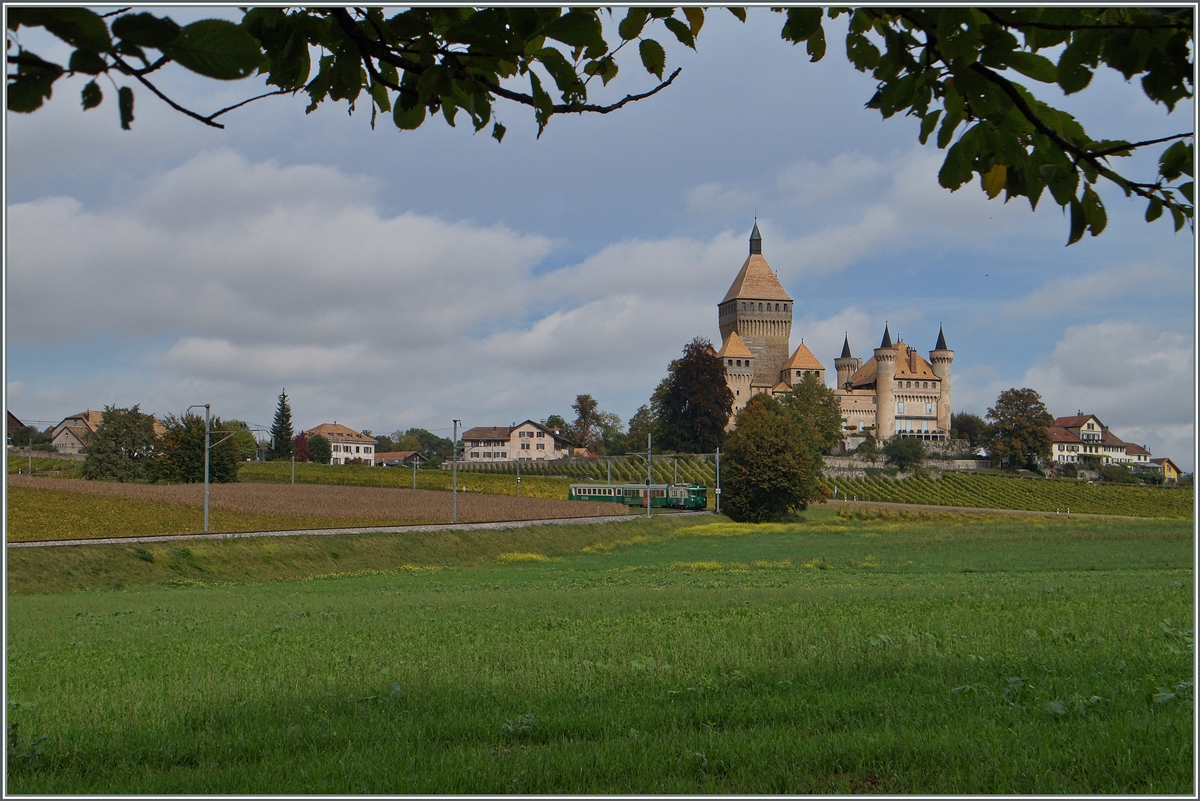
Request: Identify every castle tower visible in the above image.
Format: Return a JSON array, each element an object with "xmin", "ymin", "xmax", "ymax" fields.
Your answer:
[
  {"xmin": 717, "ymin": 222, "xmax": 793, "ymax": 389},
  {"xmin": 929, "ymin": 325, "xmax": 954, "ymax": 435},
  {"xmin": 834, "ymin": 334, "xmax": 860, "ymax": 388},
  {"xmin": 717, "ymin": 330, "xmax": 756, "ymax": 425},
  {"xmin": 874, "ymin": 323, "xmax": 898, "ymax": 440}
]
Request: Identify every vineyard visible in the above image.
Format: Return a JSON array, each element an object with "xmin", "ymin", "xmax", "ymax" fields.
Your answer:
[
  {"xmin": 456, "ymin": 455, "xmax": 717, "ymax": 486},
  {"xmin": 828, "ymin": 472, "xmax": 1193, "ymax": 519}
]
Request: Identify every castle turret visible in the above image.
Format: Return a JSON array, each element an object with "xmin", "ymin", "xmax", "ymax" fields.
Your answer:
[
  {"xmin": 834, "ymin": 334, "xmax": 860, "ymax": 388},
  {"xmin": 717, "ymin": 330, "xmax": 756, "ymax": 425},
  {"xmin": 717, "ymin": 223, "xmax": 793, "ymax": 389},
  {"xmin": 929, "ymin": 325, "xmax": 954, "ymax": 435},
  {"xmin": 874, "ymin": 323, "xmax": 897, "ymax": 440}
]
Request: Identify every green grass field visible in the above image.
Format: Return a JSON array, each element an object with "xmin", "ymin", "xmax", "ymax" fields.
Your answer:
[
  {"xmin": 238, "ymin": 461, "xmax": 575, "ymax": 499},
  {"xmin": 6, "ymin": 513, "xmax": 1193, "ymax": 793}
]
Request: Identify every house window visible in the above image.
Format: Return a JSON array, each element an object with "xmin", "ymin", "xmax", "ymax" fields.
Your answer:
[
  {"xmin": 536, "ymin": 443, "xmax": 545, "ymax": 450},
  {"xmin": 355, "ymin": 446, "xmax": 360, "ymax": 453},
  {"xmin": 897, "ymin": 402, "xmax": 905, "ymax": 413},
  {"xmin": 537, "ymin": 431, "xmax": 544, "ymax": 438},
  {"xmin": 521, "ymin": 443, "xmax": 530, "ymax": 450}
]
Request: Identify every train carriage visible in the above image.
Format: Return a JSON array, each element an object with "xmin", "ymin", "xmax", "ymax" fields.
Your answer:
[{"xmin": 569, "ymin": 482, "xmax": 708, "ymax": 510}]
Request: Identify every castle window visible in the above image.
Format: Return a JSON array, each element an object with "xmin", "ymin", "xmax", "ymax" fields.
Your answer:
[
  {"xmin": 727, "ymin": 359, "xmax": 732, "ymax": 366},
  {"xmin": 897, "ymin": 402, "xmax": 905, "ymax": 414},
  {"xmin": 923, "ymin": 382, "xmax": 928, "ymax": 388},
  {"xmin": 926, "ymin": 402, "xmax": 933, "ymax": 415}
]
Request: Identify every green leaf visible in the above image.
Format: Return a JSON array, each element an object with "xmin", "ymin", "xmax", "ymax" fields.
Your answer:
[
  {"xmin": 81, "ymin": 80, "xmax": 102, "ymax": 110},
  {"xmin": 806, "ymin": 26, "xmax": 826, "ymax": 62},
  {"xmin": 845, "ymin": 32, "xmax": 880, "ymax": 71},
  {"xmin": 111, "ymin": 12, "xmax": 181, "ymax": 50},
  {"xmin": 541, "ymin": 11, "xmax": 602, "ymax": 49},
  {"xmin": 683, "ymin": 7, "xmax": 704, "ymax": 37},
  {"xmin": 393, "ymin": 98, "xmax": 425, "ymax": 130},
  {"xmin": 982, "ymin": 164, "xmax": 1007, "ymax": 199},
  {"xmin": 781, "ymin": 8, "xmax": 822, "ymax": 43},
  {"xmin": 118, "ymin": 85, "xmax": 134, "ymax": 130},
  {"xmin": 663, "ymin": 17, "xmax": 695, "ymax": 50},
  {"xmin": 68, "ymin": 49, "xmax": 107, "ymax": 75},
  {"xmin": 1081, "ymin": 185, "xmax": 1106, "ymax": 236},
  {"xmin": 1067, "ymin": 197, "xmax": 1085, "ymax": 245},
  {"xmin": 639, "ymin": 38, "xmax": 666, "ymax": 79},
  {"xmin": 370, "ymin": 81, "xmax": 391, "ymax": 114},
  {"xmin": 1005, "ymin": 51, "xmax": 1057, "ymax": 84},
  {"xmin": 1145, "ymin": 197, "xmax": 1164, "ymax": 222},
  {"xmin": 919, "ymin": 109, "xmax": 941, "ymax": 146},
  {"xmin": 491, "ymin": 121, "xmax": 506, "ymax": 142},
  {"xmin": 1179, "ymin": 181, "xmax": 1193, "ymax": 204},
  {"xmin": 161, "ymin": 19, "xmax": 264, "ymax": 80},
  {"xmin": 727, "ymin": 8, "xmax": 747, "ymax": 23},
  {"xmin": 618, "ymin": 8, "xmax": 648, "ymax": 41},
  {"xmin": 1170, "ymin": 205, "xmax": 1186, "ymax": 232},
  {"xmin": 1159, "ymin": 140, "xmax": 1192, "ymax": 181},
  {"xmin": 1056, "ymin": 39, "xmax": 1095, "ymax": 94},
  {"xmin": 6, "ymin": 70, "xmax": 58, "ymax": 113},
  {"xmin": 14, "ymin": 8, "xmax": 112, "ymax": 53}
]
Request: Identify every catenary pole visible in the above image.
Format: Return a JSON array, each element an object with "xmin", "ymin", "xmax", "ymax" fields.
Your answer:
[
  {"xmin": 452, "ymin": 420, "xmax": 460, "ymax": 523},
  {"xmin": 715, "ymin": 448, "xmax": 721, "ymax": 514}
]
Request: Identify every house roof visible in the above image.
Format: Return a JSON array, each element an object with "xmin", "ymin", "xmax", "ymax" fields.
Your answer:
[
  {"xmin": 301, "ymin": 423, "xmax": 378, "ymax": 444},
  {"xmin": 1053, "ymin": 414, "xmax": 1101, "ymax": 429},
  {"xmin": 1048, "ymin": 426, "xmax": 1080, "ymax": 443},
  {"xmin": 771, "ymin": 381, "xmax": 791, "ymax": 393},
  {"xmin": 782, "ymin": 342, "xmax": 825, "ymax": 371},
  {"xmin": 462, "ymin": 426, "xmax": 513, "ymax": 441},
  {"xmin": 7, "ymin": 410, "xmax": 24, "ymax": 434},
  {"xmin": 716, "ymin": 330, "xmax": 754, "ymax": 359},
  {"xmin": 1125, "ymin": 442, "xmax": 1151, "ymax": 456},
  {"xmin": 374, "ymin": 450, "xmax": 426, "ymax": 463},
  {"xmin": 1149, "ymin": 457, "xmax": 1181, "ymax": 472},
  {"xmin": 721, "ymin": 254, "xmax": 792, "ymax": 303},
  {"xmin": 57, "ymin": 410, "xmax": 105, "ymax": 432}
]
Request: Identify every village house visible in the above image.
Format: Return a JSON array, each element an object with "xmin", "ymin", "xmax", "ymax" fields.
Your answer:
[
  {"xmin": 49, "ymin": 409, "xmax": 166, "ymax": 454},
  {"xmin": 461, "ymin": 420, "xmax": 576, "ymax": 462},
  {"xmin": 373, "ymin": 450, "xmax": 428, "ymax": 467},
  {"xmin": 1047, "ymin": 413, "xmax": 1154, "ymax": 468},
  {"xmin": 1148, "ymin": 457, "xmax": 1183, "ymax": 484},
  {"xmin": 300, "ymin": 423, "xmax": 377, "ymax": 465}
]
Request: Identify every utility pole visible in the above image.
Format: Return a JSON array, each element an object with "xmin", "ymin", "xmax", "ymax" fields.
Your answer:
[
  {"xmin": 452, "ymin": 419, "xmax": 461, "ymax": 523},
  {"xmin": 516, "ymin": 458, "xmax": 521, "ymax": 497},
  {"xmin": 187, "ymin": 404, "xmax": 212, "ymax": 533},
  {"xmin": 291, "ymin": 454, "xmax": 295, "ymax": 485},
  {"xmin": 607, "ymin": 460, "xmax": 611, "ymax": 485},
  {"xmin": 715, "ymin": 448, "xmax": 721, "ymax": 514},
  {"xmin": 646, "ymin": 432, "xmax": 652, "ymax": 518},
  {"xmin": 412, "ymin": 458, "xmax": 417, "ymax": 490},
  {"xmin": 673, "ymin": 456, "xmax": 678, "ymax": 485}
]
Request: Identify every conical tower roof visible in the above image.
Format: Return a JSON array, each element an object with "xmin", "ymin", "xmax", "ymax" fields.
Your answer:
[
  {"xmin": 879, "ymin": 322, "xmax": 893, "ymax": 349},
  {"xmin": 716, "ymin": 330, "xmax": 754, "ymax": 359},
  {"xmin": 782, "ymin": 341, "xmax": 825, "ymax": 371},
  {"xmin": 839, "ymin": 334, "xmax": 853, "ymax": 359},
  {"xmin": 934, "ymin": 325, "xmax": 949, "ymax": 351},
  {"xmin": 721, "ymin": 255, "xmax": 791, "ymax": 303}
]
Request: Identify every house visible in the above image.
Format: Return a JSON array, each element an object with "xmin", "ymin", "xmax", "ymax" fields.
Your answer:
[
  {"xmin": 1148, "ymin": 457, "xmax": 1183, "ymax": 484},
  {"xmin": 461, "ymin": 420, "xmax": 576, "ymax": 462},
  {"xmin": 1047, "ymin": 413, "xmax": 1151, "ymax": 467},
  {"xmin": 301, "ymin": 423, "xmax": 377, "ymax": 465},
  {"xmin": 7, "ymin": 411, "xmax": 24, "ymax": 437},
  {"xmin": 374, "ymin": 450, "xmax": 428, "ymax": 467},
  {"xmin": 714, "ymin": 224, "xmax": 953, "ymax": 442},
  {"xmin": 49, "ymin": 410, "xmax": 167, "ymax": 455}
]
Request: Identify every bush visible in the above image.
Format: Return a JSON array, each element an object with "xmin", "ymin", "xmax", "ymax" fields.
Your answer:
[
  {"xmin": 882, "ymin": 437, "xmax": 926, "ymax": 472},
  {"xmin": 308, "ymin": 434, "xmax": 332, "ymax": 465},
  {"xmin": 722, "ymin": 394, "xmax": 819, "ymax": 523}
]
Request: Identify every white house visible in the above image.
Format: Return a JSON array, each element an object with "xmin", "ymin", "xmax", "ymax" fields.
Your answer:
[
  {"xmin": 461, "ymin": 420, "xmax": 576, "ymax": 462},
  {"xmin": 301, "ymin": 423, "xmax": 377, "ymax": 465}
]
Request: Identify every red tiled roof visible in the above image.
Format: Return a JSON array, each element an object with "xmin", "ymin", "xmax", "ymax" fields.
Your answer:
[
  {"xmin": 462, "ymin": 426, "xmax": 512, "ymax": 440},
  {"xmin": 1124, "ymin": 442, "xmax": 1151, "ymax": 456},
  {"xmin": 301, "ymin": 423, "xmax": 377, "ymax": 443}
]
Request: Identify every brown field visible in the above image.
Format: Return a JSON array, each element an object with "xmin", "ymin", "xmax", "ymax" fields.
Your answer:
[{"xmin": 6, "ymin": 475, "xmax": 625, "ymax": 525}]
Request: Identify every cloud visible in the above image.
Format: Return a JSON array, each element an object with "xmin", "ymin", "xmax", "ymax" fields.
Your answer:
[{"xmin": 1002, "ymin": 262, "xmax": 1189, "ymax": 319}]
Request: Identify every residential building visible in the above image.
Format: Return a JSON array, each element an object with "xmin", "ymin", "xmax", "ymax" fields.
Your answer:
[
  {"xmin": 373, "ymin": 450, "xmax": 427, "ymax": 467},
  {"xmin": 50, "ymin": 409, "xmax": 166, "ymax": 454},
  {"xmin": 714, "ymin": 223, "xmax": 953, "ymax": 442},
  {"xmin": 7, "ymin": 411, "xmax": 24, "ymax": 438},
  {"xmin": 301, "ymin": 423, "xmax": 377, "ymax": 465},
  {"xmin": 1047, "ymin": 413, "xmax": 1153, "ymax": 467},
  {"xmin": 461, "ymin": 420, "xmax": 576, "ymax": 462},
  {"xmin": 1148, "ymin": 457, "xmax": 1182, "ymax": 484}
]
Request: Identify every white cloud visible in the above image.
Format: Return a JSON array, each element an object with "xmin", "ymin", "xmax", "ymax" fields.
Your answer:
[{"xmin": 1002, "ymin": 262, "xmax": 1189, "ymax": 319}]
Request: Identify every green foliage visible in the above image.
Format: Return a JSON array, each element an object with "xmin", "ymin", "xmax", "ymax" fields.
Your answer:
[
  {"xmin": 883, "ymin": 437, "xmax": 927, "ymax": 472},
  {"xmin": 854, "ymin": 434, "xmax": 878, "ymax": 463},
  {"xmin": 657, "ymin": 337, "xmax": 734, "ymax": 454},
  {"xmin": 951, "ymin": 412, "xmax": 988, "ymax": 448},
  {"xmin": 80, "ymin": 405, "xmax": 158, "ymax": 482},
  {"xmin": 1098, "ymin": 465, "xmax": 1138, "ymax": 485},
  {"xmin": 400, "ymin": 428, "xmax": 453, "ymax": 466},
  {"xmin": 269, "ymin": 389, "xmax": 294, "ymax": 460},
  {"xmin": 570, "ymin": 394, "xmax": 602, "ymax": 453},
  {"xmin": 9, "ymin": 425, "xmax": 52, "ymax": 448},
  {"xmin": 223, "ymin": 420, "xmax": 259, "ymax": 460},
  {"xmin": 722, "ymin": 394, "xmax": 817, "ymax": 522},
  {"xmin": 985, "ymin": 388, "xmax": 1054, "ymax": 469},
  {"xmin": 778, "ymin": 372, "xmax": 844, "ymax": 456},
  {"xmin": 307, "ymin": 433, "xmax": 332, "ymax": 466},
  {"xmin": 625, "ymin": 405, "xmax": 658, "ymax": 455},
  {"xmin": 9, "ymin": 7, "xmax": 1190, "ymax": 239},
  {"xmin": 151, "ymin": 412, "xmax": 239, "ymax": 484}
]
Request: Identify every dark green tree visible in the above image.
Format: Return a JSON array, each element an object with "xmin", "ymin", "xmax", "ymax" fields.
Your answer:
[
  {"xmin": 9, "ymin": 7, "xmax": 1190, "ymax": 241},
  {"xmin": 151, "ymin": 412, "xmax": 238, "ymax": 483},
  {"xmin": 658, "ymin": 337, "xmax": 734, "ymax": 454},
  {"xmin": 224, "ymin": 419, "xmax": 258, "ymax": 461},
  {"xmin": 779, "ymin": 372, "xmax": 844, "ymax": 456},
  {"xmin": 402, "ymin": 428, "xmax": 453, "ymax": 466},
  {"xmin": 307, "ymin": 433, "xmax": 332, "ymax": 465},
  {"xmin": 625, "ymin": 405, "xmax": 657, "ymax": 454},
  {"xmin": 951, "ymin": 412, "xmax": 988, "ymax": 448},
  {"xmin": 9, "ymin": 425, "xmax": 52, "ymax": 449},
  {"xmin": 80, "ymin": 405, "xmax": 158, "ymax": 482},
  {"xmin": 722, "ymin": 394, "xmax": 819, "ymax": 523},
  {"xmin": 984, "ymin": 387, "xmax": 1054, "ymax": 469},
  {"xmin": 598, "ymin": 411, "xmax": 626, "ymax": 456},
  {"xmin": 269, "ymin": 389, "xmax": 294, "ymax": 460},
  {"xmin": 882, "ymin": 437, "xmax": 927, "ymax": 472},
  {"xmin": 543, "ymin": 415, "xmax": 569, "ymax": 436},
  {"xmin": 854, "ymin": 433, "xmax": 878, "ymax": 464}
]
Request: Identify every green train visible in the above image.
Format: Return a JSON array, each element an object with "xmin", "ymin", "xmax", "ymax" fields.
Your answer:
[{"xmin": 569, "ymin": 482, "xmax": 708, "ymax": 510}]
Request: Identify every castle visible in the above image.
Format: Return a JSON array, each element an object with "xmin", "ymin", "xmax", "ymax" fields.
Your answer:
[{"xmin": 716, "ymin": 224, "xmax": 954, "ymax": 443}]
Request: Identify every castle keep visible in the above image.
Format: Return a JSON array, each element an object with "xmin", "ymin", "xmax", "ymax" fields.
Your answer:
[{"xmin": 716, "ymin": 224, "xmax": 953, "ymax": 443}]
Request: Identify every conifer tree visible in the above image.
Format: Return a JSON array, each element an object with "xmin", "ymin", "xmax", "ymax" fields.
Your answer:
[{"xmin": 269, "ymin": 389, "xmax": 294, "ymax": 460}]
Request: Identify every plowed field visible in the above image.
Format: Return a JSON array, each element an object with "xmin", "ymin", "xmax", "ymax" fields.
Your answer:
[{"xmin": 6, "ymin": 475, "xmax": 624, "ymax": 526}]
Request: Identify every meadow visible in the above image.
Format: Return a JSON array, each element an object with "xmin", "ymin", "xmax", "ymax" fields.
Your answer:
[{"xmin": 6, "ymin": 512, "xmax": 1193, "ymax": 793}]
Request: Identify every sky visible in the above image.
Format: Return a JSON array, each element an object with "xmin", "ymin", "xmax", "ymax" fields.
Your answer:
[{"xmin": 4, "ymin": 8, "xmax": 1196, "ymax": 470}]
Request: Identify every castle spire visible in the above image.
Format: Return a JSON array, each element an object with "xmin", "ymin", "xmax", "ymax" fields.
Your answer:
[
  {"xmin": 840, "ymin": 333, "xmax": 852, "ymax": 359},
  {"xmin": 749, "ymin": 220, "xmax": 762, "ymax": 255},
  {"xmin": 935, "ymin": 324, "xmax": 948, "ymax": 351},
  {"xmin": 880, "ymin": 322, "xmax": 892, "ymax": 349}
]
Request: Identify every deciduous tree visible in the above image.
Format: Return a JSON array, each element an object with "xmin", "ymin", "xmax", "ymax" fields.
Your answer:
[
  {"xmin": 882, "ymin": 436, "xmax": 927, "ymax": 472},
  {"xmin": 151, "ymin": 412, "xmax": 238, "ymax": 483},
  {"xmin": 292, "ymin": 432, "xmax": 310, "ymax": 463},
  {"xmin": 657, "ymin": 337, "xmax": 734, "ymax": 454},
  {"xmin": 951, "ymin": 412, "xmax": 988, "ymax": 448},
  {"xmin": 722, "ymin": 394, "xmax": 819, "ymax": 523},
  {"xmin": 269, "ymin": 388, "xmax": 294, "ymax": 460},
  {"xmin": 570, "ymin": 394, "xmax": 602, "ymax": 454},
  {"xmin": 80, "ymin": 404, "xmax": 158, "ymax": 482},
  {"xmin": 307, "ymin": 433, "xmax": 332, "ymax": 465},
  {"xmin": 984, "ymin": 387, "xmax": 1054, "ymax": 469},
  {"xmin": 8, "ymin": 7, "xmax": 1191, "ymax": 241},
  {"xmin": 779, "ymin": 372, "xmax": 844, "ymax": 456}
]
